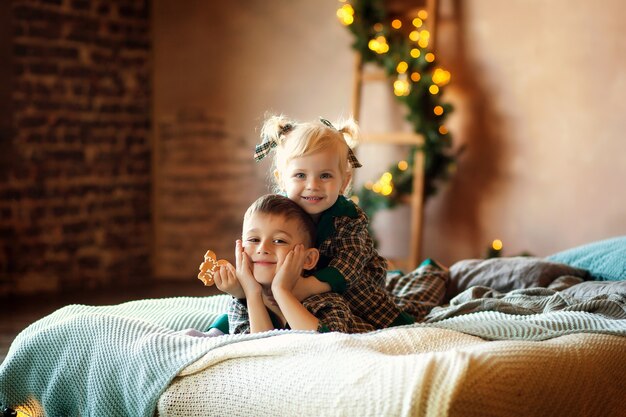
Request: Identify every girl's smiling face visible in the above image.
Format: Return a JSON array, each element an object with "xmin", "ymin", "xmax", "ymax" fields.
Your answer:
[{"xmin": 277, "ymin": 149, "xmax": 351, "ymax": 221}]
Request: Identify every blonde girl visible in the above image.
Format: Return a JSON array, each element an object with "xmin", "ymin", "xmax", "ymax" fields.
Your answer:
[{"xmin": 254, "ymin": 114, "xmax": 419, "ymax": 329}]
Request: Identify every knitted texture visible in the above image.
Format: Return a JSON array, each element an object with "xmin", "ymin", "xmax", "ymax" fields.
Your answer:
[
  {"xmin": 159, "ymin": 330, "xmax": 626, "ymax": 417},
  {"xmin": 1, "ymin": 292, "xmax": 625, "ymax": 417}
]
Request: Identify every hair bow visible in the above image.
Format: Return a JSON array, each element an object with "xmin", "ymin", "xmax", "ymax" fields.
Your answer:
[
  {"xmin": 319, "ymin": 118, "xmax": 362, "ymax": 169},
  {"xmin": 254, "ymin": 123, "xmax": 295, "ymax": 162}
]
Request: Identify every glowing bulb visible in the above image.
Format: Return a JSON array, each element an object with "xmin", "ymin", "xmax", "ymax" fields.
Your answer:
[
  {"xmin": 368, "ymin": 36, "xmax": 389, "ymax": 54},
  {"xmin": 391, "ymin": 19, "xmax": 402, "ymax": 29},
  {"xmin": 398, "ymin": 160, "xmax": 408, "ymax": 171},
  {"xmin": 393, "ymin": 78, "xmax": 410, "ymax": 96},
  {"xmin": 432, "ymin": 68, "xmax": 451, "ymax": 86},
  {"xmin": 418, "ymin": 9, "xmax": 428, "ymax": 20},
  {"xmin": 438, "ymin": 125, "xmax": 448, "ymax": 135},
  {"xmin": 372, "ymin": 182, "xmax": 382, "ymax": 193},
  {"xmin": 420, "ymin": 30, "xmax": 430, "ymax": 39},
  {"xmin": 418, "ymin": 38, "xmax": 429, "ymax": 48},
  {"xmin": 492, "ymin": 239, "xmax": 503, "ymax": 251},
  {"xmin": 429, "ymin": 85, "xmax": 439, "ymax": 94},
  {"xmin": 381, "ymin": 172, "xmax": 392, "ymax": 183},
  {"xmin": 425, "ymin": 52, "xmax": 435, "ymax": 62},
  {"xmin": 381, "ymin": 184, "xmax": 393, "ymax": 196},
  {"xmin": 410, "ymin": 72, "xmax": 421, "ymax": 82},
  {"xmin": 412, "ymin": 18, "xmax": 423, "ymax": 27},
  {"xmin": 409, "ymin": 31, "xmax": 419, "ymax": 42},
  {"xmin": 433, "ymin": 105, "xmax": 444, "ymax": 116},
  {"xmin": 336, "ymin": 4, "xmax": 355, "ymax": 26},
  {"xmin": 374, "ymin": 23, "xmax": 383, "ymax": 32},
  {"xmin": 393, "ymin": 73, "xmax": 411, "ymax": 96},
  {"xmin": 396, "ymin": 61, "xmax": 408, "ymax": 74},
  {"xmin": 410, "ymin": 48, "xmax": 420, "ymax": 58}
]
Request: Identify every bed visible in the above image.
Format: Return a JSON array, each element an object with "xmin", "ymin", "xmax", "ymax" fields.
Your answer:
[{"xmin": 1, "ymin": 237, "xmax": 625, "ymax": 417}]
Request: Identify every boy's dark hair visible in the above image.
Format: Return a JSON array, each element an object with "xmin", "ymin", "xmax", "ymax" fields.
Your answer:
[{"xmin": 244, "ymin": 194, "xmax": 316, "ymax": 248}]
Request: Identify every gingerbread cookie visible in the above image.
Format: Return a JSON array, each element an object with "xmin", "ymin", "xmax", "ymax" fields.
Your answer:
[{"xmin": 198, "ymin": 249, "xmax": 230, "ymax": 286}]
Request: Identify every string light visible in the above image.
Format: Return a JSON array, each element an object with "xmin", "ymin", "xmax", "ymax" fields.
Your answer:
[
  {"xmin": 432, "ymin": 68, "xmax": 451, "ymax": 86},
  {"xmin": 393, "ymin": 73, "xmax": 411, "ymax": 96},
  {"xmin": 338, "ymin": 0, "xmax": 456, "ymax": 228},
  {"xmin": 336, "ymin": 4, "xmax": 355, "ymax": 25},
  {"xmin": 368, "ymin": 35, "xmax": 389, "ymax": 54},
  {"xmin": 492, "ymin": 239, "xmax": 503, "ymax": 251},
  {"xmin": 371, "ymin": 171, "xmax": 395, "ymax": 196}
]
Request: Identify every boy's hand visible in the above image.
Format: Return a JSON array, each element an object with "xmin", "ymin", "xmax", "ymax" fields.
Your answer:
[
  {"xmin": 214, "ymin": 262, "xmax": 245, "ymax": 299},
  {"xmin": 272, "ymin": 244, "xmax": 305, "ymax": 294},
  {"xmin": 234, "ymin": 239, "xmax": 261, "ymax": 297}
]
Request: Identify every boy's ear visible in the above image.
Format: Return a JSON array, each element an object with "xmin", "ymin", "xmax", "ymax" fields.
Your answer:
[
  {"xmin": 340, "ymin": 172, "xmax": 352, "ymax": 194},
  {"xmin": 273, "ymin": 169, "xmax": 284, "ymax": 191},
  {"xmin": 303, "ymin": 247, "xmax": 319, "ymax": 270}
]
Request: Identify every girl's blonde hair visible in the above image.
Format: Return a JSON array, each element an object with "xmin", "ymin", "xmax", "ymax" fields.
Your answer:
[{"xmin": 259, "ymin": 114, "xmax": 360, "ymax": 194}]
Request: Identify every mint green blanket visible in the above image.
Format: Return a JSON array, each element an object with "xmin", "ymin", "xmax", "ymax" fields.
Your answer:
[
  {"xmin": 1, "ymin": 291, "xmax": 625, "ymax": 417},
  {"xmin": 0, "ymin": 296, "xmax": 283, "ymax": 417}
]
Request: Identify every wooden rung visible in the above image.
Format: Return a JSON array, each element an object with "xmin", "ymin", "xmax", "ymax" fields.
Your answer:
[
  {"xmin": 361, "ymin": 132, "xmax": 424, "ymax": 146},
  {"xmin": 361, "ymin": 72, "xmax": 388, "ymax": 82}
]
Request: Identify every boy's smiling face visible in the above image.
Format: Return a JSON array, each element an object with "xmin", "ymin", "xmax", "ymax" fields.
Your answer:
[{"xmin": 242, "ymin": 212, "xmax": 316, "ymax": 286}]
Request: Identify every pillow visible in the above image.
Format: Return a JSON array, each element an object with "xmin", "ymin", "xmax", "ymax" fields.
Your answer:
[
  {"xmin": 446, "ymin": 256, "xmax": 589, "ymax": 302},
  {"xmin": 561, "ymin": 280, "xmax": 626, "ymax": 299},
  {"xmin": 546, "ymin": 236, "xmax": 626, "ymax": 281}
]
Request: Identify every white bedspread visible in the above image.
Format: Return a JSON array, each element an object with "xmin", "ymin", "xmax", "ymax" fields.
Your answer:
[{"xmin": 158, "ymin": 328, "xmax": 626, "ymax": 417}]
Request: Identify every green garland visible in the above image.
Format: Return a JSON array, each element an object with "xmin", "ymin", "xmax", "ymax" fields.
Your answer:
[{"xmin": 338, "ymin": 0, "xmax": 456, "ymax": 222}]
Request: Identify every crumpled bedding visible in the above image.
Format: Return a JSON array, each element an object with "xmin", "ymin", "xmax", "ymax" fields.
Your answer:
[
  {"xmin": 445, "ymin": 256, "xmax": 590, "ymax": 301},
  {"xmin": 2, "ymin": 257, "xmax": 625, "ymax": 417}
]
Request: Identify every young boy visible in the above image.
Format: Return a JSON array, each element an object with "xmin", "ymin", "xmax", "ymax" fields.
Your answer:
[{"xmin": 212, "ymin": 194, "xmax": 375, "ymax": 334}]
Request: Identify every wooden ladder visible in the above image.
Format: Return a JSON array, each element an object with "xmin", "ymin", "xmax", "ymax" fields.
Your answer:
[{"xmin": 351, "ymin": 0, "xmax": 440, "ymax": 271}]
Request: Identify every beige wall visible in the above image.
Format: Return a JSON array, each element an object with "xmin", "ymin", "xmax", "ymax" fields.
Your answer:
[
  {"xmin": 153, "ymin": 0, "xmax": 626, "ymax": 273},
  {"xmin": 426, "ymin": 0, "xmax": 626, "ymax": 263}
]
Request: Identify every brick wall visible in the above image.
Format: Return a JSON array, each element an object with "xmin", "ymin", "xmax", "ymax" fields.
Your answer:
[
  {"xmin": 0, "ymin": 0, "xmax": 152, "ymax": 297},
  {"xmin": 154, "ymin": 108, "xmax": 258, "ymax": 280}
]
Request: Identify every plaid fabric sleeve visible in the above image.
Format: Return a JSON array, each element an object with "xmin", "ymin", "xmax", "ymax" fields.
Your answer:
[
  {"xmin": 386, "ymin": 259, "xmax": 449, "ymax": 322},
  {"xmin": 317, "ymin": 209, "xmax": 384, "ymax": 292},
  {"xmin": 227, "ymin": 297, "xmax": 251, "ymax": 334},
  {"xmin": 303, "ymin": 293, "xmax": 375, "ymax": 334}
]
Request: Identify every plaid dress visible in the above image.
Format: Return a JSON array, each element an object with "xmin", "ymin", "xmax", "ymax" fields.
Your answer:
[
  {"xmin": 314, "ymin": 196, "xmax": 447, "ymax": 329},
  {"xmin": 227, "ymin": 292, "xmax": 375, "ymax": 334}
]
